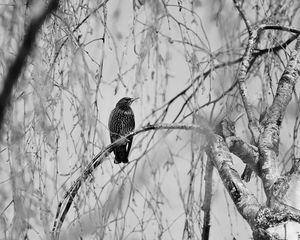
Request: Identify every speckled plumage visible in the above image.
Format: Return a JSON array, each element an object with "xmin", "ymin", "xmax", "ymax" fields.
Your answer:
[{"xmin": 109, "ymin": 97, "xmax": 136, "ymax": 164}]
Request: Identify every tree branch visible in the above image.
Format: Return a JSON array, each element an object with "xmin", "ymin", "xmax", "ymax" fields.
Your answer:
[
  {"xmin": 201, "ymin": 160, "xmax": 213, "ymax": 240},
  {"xmin": 260, "ymin": 25, "xmax": 300, "ymax": 34},
  {"xmin": 234, "ymin": 0, "xmax": 260, "ymax": 142},
  {"xmin": 233, "ymin": 0, "xmax": 300, "ymax": 183},
  {"xmin": 233, "ymin": 0, "xmax": 252, "ymax": 34},
  {"xmin": 258, "ymin": 36, "xmax": 300, "ymax": 197},
  {"xmin": 0, "ymin": 0, "xmax": 59, "ymax": 131},
  {"xmin": 52, "ymin": 0, "xmax": 111, "ymax": 65},
  {"xmin": 51, "ymin": 123, "xmax": 210, "ymax": 239},
  {"xmin": 226, "ymin": 136, "xmax": 259, "ymax": 174},
  {"xmin": 208, "ymin": 121, "xmax": 300, "ymax": 238},
  {"xmin": 206, "ymin": 134, "xmax": 261, "ymax": 228}
]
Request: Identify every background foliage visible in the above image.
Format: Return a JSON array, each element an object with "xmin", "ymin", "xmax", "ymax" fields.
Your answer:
[{"xmin": 0, "ymin": 0, "xmax": 299, "ymax": 239}]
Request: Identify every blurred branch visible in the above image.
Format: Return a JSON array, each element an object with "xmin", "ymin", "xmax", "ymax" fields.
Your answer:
[
  {"xmin": 0, "ymin": 0, "xmax": 59, "ymax": 131},
  {"xmin": 182, "ymin": 136, "xmax": 199, "ymax": 240},
  {"xmin": 52, "ymin": 0, "xmax": 111, "ymax": 65}
]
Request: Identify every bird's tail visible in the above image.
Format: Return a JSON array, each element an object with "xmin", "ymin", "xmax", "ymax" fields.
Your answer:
[{"xmin": 114, "ymin": 145, "xmax": 129, "ymax": 164}]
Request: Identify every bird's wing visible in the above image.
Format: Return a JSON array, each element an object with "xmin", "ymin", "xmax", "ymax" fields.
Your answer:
[
  {"xmin": 125, "ymin": 110, "xmax": 135, "ymax": 157},
  {"xmin": 114, "ymin": 144, "xmax": 128, "ymax": 163},
  {"xmin": 108, "ymin": 108, "xmax": 120, "ymax": 143}
]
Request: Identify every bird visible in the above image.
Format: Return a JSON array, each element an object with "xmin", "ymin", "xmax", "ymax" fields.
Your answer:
[{"xmin": 108, "ymin": 97, "xmax": 137, "ymax": 164}]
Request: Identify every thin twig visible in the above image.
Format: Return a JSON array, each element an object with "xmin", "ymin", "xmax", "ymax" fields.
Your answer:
[
  {"xmin": 51, "ymin": 0, "xmax": 111, "ymax": 65},
  {"xmin": 234, "ymin": 1, "xmax": 260, "ymax": 142},
  {"xmin": 260, "ymin": 25, "xmax": 300, "ymax": 34},
  {"xmin": 51, "ymin": 123, "xmax": 209, "ymax": 239},
  {"xmin": 233, "ymin": 0, "xmax": 252, "ymax": 34}
]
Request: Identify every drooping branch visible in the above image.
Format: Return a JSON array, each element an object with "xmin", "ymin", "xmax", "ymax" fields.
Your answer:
[
  {"xmin": 0, "ymin": 0, "xmax": 59, "ymax": 131},
  {"xmin": 182, "ymin": 139, "xmax": 199, "ymax": 240},
  {"xmin": 51, "ymin": 123, "xmax": 210, "ymax": 239},
  {"xmin": 52, "ymin": 0, "xmax": 111, "ymax": 65}
]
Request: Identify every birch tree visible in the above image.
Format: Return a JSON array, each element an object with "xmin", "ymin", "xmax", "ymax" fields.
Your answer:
[{"xmin": 0, "ymin": 0, "xmax": 299, "ymax": 239}]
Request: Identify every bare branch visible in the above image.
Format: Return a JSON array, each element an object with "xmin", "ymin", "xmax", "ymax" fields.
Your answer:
[
  {"xmin": 226, "ymin": 136, "xmax": 259, "ymax": 174},
  {"xmin": 206, "ymin": 135, "xmax": 261, "ymax": 228},
  {"xmin": 201, "ymin": 160, "xmax": 213, "ymax": 240},
  {"xmin": 259, "ymin": 36, "xmax": 300, "ymax": 196},
  {"xmin": 233, "ymin": 0, "xmax": 300, "ymax": 183},
  {"xmin": 235, "ymin": 26, "xmax": 262, "ymax": 181},
  {"xmin": 233, "ymin": 0, "xmax": 252, "ymax": 34},
  {"xmin": 254, "ymin": 34, "xmax": 299, "ymax": 56},
  {"xmin": 235, "ymin": 27, "xmax": 261, "ymax": 142},
  {"xmin": 182, "ymin": 141, "xmax": 199, "ymax": 240},
  {"xmin": 51, "ymin": 123, "xmax": 211, "ymax": 238},
  {"xmin": 52, "ymin": 0, "xmax": 111, "ymax": 65},
  {"xmin": 208, "ymin": 122, "xmax": 300, "ymax": 237},
  {"xmin": 260, "ymin": 25, "xmax": 300, "ymax": 34}
]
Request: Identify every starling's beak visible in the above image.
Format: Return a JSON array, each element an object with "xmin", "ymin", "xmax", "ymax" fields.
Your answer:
[{"xmin": 130, "ymin": 97, "xmax": 139, "ymax": 104}]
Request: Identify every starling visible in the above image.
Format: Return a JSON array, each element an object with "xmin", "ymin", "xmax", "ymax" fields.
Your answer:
[{"xmin": 108, "ymin": 97, "xmax": 137, "ymax": 164}]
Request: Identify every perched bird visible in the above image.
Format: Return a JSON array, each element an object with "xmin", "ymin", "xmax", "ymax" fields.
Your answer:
[{"xmin": 108, "ymin": 97, "xmax": 137, "ymax": 164}]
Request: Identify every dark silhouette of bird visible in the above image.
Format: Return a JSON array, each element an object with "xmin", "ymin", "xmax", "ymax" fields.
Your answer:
[{"xmin": 108, "ymin": 97, "xmax": 137, "ymax": 164}]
